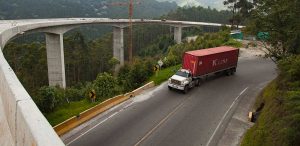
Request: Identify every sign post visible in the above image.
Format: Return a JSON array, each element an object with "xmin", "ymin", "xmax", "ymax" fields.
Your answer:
[
  {"xmin": 155, "ymin": 59, "xmax": 163, "ymax": 77},
  {"xmin": 158, "ymin": 59, "xmax": 163, "ymax": 68},
  {"xmin": 89, "ymin": 90, "xmax": 96, "ymax": 102},
  {"xmin": 153, "ymin": 65, "xmax": 159, "ymax": 77}
]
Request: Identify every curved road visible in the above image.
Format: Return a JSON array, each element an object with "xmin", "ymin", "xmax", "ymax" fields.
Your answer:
[{"xmin": 64, "ymin": 57, "xmax": 276, "ymax": 146}]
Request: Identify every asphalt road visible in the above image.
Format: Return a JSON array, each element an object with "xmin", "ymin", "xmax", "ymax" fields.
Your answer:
[{"xmin": 65, "ymin": 57, "xmax": 276, "ymax": 146}]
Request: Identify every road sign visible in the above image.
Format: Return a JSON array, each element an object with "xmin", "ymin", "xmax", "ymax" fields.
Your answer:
[
  {"xmin": 153, "ymin": 65, "xmax": 159, "ymax": 71},
  {"xmin": 158, "ymin": 60, "xmax": 163, "ymax": 67},
  {"xmin": 89, "ymin": 90, "xmax": 96, "ymax": 99}
]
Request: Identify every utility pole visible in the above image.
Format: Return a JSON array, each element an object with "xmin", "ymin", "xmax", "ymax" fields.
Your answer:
[
  {"xmin": 128, "ymin": 0, "xmax": 133, "ymax": 62},
  {"xmin": 108, "ymin": 0, "xmax": 141, "ymax": 62}
]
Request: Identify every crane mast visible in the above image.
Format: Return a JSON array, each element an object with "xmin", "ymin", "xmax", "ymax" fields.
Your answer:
[{"xmin": 109, "ymin": 0, "xmax": 141, "ymax": 63}]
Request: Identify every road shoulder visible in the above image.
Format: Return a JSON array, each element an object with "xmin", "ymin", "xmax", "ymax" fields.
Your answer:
[{"xmin": 217, "ymin": 82, "xmax": 269, "ymax": 146}]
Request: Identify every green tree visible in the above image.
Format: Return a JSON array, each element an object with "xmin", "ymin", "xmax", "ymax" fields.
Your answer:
[
  {"xmin": 92, "ymin": 72, "xmax": 118, "ymax": 99},
  {"xmin": 246, "ymin": 0, "xmax": 300, "ymax": 60},
  {"xmin": 224, "ymin": 0, "xmax": 254, "ymax": 28},
  {"xmin": 34, "ymin": 86, "xmax": 64, "ymax": 113}
]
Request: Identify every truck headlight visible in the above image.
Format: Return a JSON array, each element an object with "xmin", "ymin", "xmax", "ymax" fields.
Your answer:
[
  {"xmin": 181, "ymin": 81, "xmax": 185, "ymax": 86},
  {"xmin": 182, "ymin": 80, "xmax": 188, "ymax": 86}
]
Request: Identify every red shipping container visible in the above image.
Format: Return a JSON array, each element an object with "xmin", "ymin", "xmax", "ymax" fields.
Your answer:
[{"xmin": 182, "ymin": 46, "xmax": 239, "ymax": 77}]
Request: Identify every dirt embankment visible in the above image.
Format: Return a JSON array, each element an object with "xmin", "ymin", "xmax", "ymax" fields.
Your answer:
[{"xmin": 239, "ymin": 40, "xmax": 268, "ymax": 58}]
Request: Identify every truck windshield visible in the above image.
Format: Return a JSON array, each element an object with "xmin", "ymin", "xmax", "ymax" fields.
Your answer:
[{"xmin": 175, "ymin": 71, "xmax": 189, "ymax": 77}]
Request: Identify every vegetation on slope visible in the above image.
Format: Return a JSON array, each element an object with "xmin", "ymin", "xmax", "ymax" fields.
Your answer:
[
  {"xmin": 241, "ymin": 55, "xmax": 300, "ymax": 146},
  {"xmin": 225, "ymin": 0, "xmax": 300, "ymax": 145},
  {"xmin": 0, "ymin": 0, "xmax": 177, "ymax": 19}
]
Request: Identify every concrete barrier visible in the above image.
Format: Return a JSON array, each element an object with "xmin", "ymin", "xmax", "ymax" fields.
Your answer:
[
  {"xmin": 53, "ymin": 95, "xmax": 130, "ymax": 136},
  {"xmin": 54, "ymin": 81, "xmax": 155, "ymax": 136},
  {"xmin": 0, "ymin": 50, "xmax": 64, "ymax": 146},
  {"xmin": 131, "ymin": 81, "xmax": 155, "ymax": 96}
]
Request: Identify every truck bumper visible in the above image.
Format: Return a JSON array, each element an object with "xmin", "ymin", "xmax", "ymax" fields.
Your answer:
[{"xmin": 168, "ymin": 83, "xmax": 185, "ymax": 90}]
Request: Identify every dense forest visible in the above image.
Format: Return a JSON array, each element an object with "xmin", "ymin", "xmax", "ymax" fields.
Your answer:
[
  {"xmin": 162, "ymin": 6, "xmax": 231, "ymax": 23},
  {"xmin": 0, "ymin": 0, "xmax": 177, "ymax": 19}
]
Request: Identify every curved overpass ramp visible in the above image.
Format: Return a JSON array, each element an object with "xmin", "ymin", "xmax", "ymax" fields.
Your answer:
[{"xmin": 0, "ymin": 18, "xmax": 235, "ymax": 146}]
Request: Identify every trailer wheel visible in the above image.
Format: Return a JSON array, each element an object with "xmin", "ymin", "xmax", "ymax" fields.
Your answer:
[
  {"xmin": 226, "ymin": 70, "xmax": 231, "ymax": 76},
  {"xmin": 183, "ymin": 85, "xmax": 188, "ymax": 94},
  {"xmin": 231, "ymin": 68, "xmax": 236, "ymax": 75},
  {"xmin": 195, "ymin": 79, "xmax": 199, "ymax": 87},
  {"xmin": 195, "ymin": 79, "xmax": 202, "ymax": 87}
]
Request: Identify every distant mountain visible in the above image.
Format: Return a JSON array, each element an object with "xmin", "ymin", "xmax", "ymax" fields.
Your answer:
[
  {"xmin": 0, "ymin": 0, "xmax": 177, "ymax": 20},
  {"xmin": 156, "ymin": 0, "xmax": 226, "ymax": 10}
]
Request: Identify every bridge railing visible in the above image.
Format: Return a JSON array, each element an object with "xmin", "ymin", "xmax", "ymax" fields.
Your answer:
[{"xmin": 0, "ymin": 49, "xmax": 64, "ymax": 146}]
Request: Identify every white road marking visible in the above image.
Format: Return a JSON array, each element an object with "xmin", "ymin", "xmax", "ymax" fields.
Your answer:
[
  {"xmin": 66, "ymin": 112, "xmax": 118, "ymax": 146},
  {"xmin": 134, "ymin": 96, "xmax": 190, "ymax": 146},
  {"xmin": 66, "ymin": 99, "xmax": 137, "ymax": 145},
  {"xmin": 123, "ymin": 102, "xmax": 134, "ymax": 110},
  {"xmin": 205, "ymin": 87, "xmax": 248, "ymax": 146}
]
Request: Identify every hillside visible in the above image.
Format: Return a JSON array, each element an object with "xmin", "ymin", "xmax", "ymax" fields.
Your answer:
[
  {"xmin": 157, "ymin": 0, "xmax": 226, "ymax": 10},
  {"xmin": 0, "ymin": 0, "xmax": 177, "ymax": 19},
  {"xmin": 242, "ymin": 56, "xmax": 300, "ymax": 146},
  {"xmin": 162, "ymin": 6, "xmax": 231, "ymax": 23}
]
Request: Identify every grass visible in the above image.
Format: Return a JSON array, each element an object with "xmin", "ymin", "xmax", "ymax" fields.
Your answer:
[
  {"xmin": 241, "ymin": 78, "xmax": 300, "ymax": 146},
  {"xmin": 45, "ymin": 99, "xmax": 99, "ymax": 126},
  {"xmin": 46, "ymin": 64, "xmax": 181, "ymax": 126},
  {"xmin": 148, "ymin": 64, "xmax": 181, "ymax": 85},
  {"xmin": 223, "ymin": 38, "xmax": 243, "ymax": 48}
]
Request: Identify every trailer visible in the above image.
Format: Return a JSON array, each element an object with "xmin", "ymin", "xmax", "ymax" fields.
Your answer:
[{"xmin": 168, "ymin": 46, "xmax": 239, "ymax": 93}]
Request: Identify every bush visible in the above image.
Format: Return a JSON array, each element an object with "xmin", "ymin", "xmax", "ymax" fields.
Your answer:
[
  {"xmin": 92, "ymin": 72, "xmax": 118, "ymax": 99},
  {"xmin": 223, "ymin": 38, "xmax": 243, "ymax": 48},
  {"xmin": 34, "ymin": 86, "xmax": 64, "ymax": 113},
  {"xmin": 278, "ymin": 55, "xmax": 300, "ymax": 81},
  {"xmin": 65, "ymin": 87, "xmax": 84, "ymax": 102},
  {"xmin": 118, "ymin": 59, "xmax": 155, "ymax": 91},
  {"xmin": 242, "ymin": 55, "xmax": 300, "ymax": 146}
]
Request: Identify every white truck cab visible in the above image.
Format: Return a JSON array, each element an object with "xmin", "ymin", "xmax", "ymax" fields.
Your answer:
[{"xmin": 168, "ymin": 69, "xmax": 200, "ymax": 93}]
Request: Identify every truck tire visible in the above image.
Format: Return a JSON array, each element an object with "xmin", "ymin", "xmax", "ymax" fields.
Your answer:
[
  {"xmin": 226, "ymin": 69, "xmax": 234, "ymax": 76},
  {"xmin": 168, "ymin": 86, "xmax": 172, "ymax": 90},
  {"xmin": 195, "ymin": 79, "xmax": 200, "ymax": 87},
  {"xmin": 183, "ymin": 85, "xmax": 188, "ymax": 94},
  {"xmin": 226, "ymin": 70, "xmax": 231, "ymax": 76},
  {"xmin": 195, "ymin": 79, "xmax": 202, "ymax": 87},
  {"xmin": 231, "ymin": 68, "xmax": 236, "ymax": 75}
]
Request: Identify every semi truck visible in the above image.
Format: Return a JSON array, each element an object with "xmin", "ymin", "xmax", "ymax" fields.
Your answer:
[{"xmin": 168, "ymin": 46, "xmax": 239, "ymax": 93}]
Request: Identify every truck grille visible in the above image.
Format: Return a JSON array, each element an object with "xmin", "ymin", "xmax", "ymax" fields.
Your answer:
[{"xmin": 171, "ymin": 79, "xmax": 181, "ymax": 85}]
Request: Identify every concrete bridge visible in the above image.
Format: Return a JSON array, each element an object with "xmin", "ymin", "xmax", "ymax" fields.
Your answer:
[{"xmin": 0, "ymin": 18, "xmax": 234, "ymax": 146}]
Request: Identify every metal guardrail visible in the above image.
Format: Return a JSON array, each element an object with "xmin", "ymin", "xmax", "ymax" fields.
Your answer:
[{"xmin": 53, "ymin": 81, "xmax": 155, "ymax": 136}]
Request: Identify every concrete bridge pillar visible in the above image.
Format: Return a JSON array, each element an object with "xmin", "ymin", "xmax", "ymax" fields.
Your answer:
[
  {"xmin": 45, "ymin": 33, "xmax": 66, "ymax": 89},
  {"xmin": 113, "ymin": 26, "xmax": 124, "ymax": 70},
  {"xmin": 174, "ymin": 26, "xmax": 182, "ymax": 44}
]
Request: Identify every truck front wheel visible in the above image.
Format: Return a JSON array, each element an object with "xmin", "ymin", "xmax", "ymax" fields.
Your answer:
[
  {"xmin": 168, "ymin": 86, "xmax": 172, "ymax": 90},
  {"xmin": 183, "ymin": 85, "xmax": 188, "ymax": 94}
]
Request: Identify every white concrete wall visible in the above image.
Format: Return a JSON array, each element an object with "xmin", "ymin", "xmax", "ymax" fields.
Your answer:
[
  {"xmin": 174, "ymin": 26, "xmax": 182, "ymax": 44},
  {"xmin": 0, "ymin": 48, "xmax": 64, "ymax": 146},
  {"xmin": 46, "ymin": 33, "xmax": 66, "ymax": 88},
  {"xmin": 0, "ymin": 94, "xmax": 14, "ymax": 146}
]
